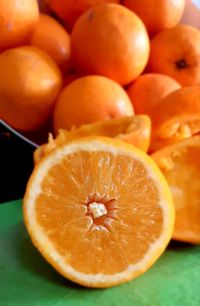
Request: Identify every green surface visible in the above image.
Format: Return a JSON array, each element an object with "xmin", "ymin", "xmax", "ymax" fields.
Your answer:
[{"xmin": 0, "ymin": 200, "xmax": 200, "ymax": 306}]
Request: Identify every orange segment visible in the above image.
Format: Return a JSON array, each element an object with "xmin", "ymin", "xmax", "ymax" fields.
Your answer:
[
  {"xmin": 152, "ymin": 136, "xmax": 200, "ymax": 244},
  {"xmin": 24, "ymin": 137, "xmax": 174, "ymax": 288},
  {"xmin": 34, "ymin": 115, "xmax": 151, "ymax": 163},
  {"xmin": 150, "ymin": 87, "xmax": 200, "ymax": 152}
]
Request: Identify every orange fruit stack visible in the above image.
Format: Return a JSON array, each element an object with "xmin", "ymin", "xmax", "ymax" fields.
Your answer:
[{"xmin": 1, "ymin": 0, "xmax": 200, "ymax": 288}]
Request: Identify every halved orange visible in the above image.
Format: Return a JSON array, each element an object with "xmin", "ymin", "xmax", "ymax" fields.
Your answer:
[
  {"xmin": 152, "ymin": 136, "xmax": 200, "ymax": 244},
  {"xmin": 150, "ymin": 87, "xmax": 200, "ymax": 152},
  {"xmin": 34, "ymin": 115, "xmax": 151, "ymax": 164},
  {"xmin": 24, "ymin": 137, "xmax": 174, "ymax": 288}
]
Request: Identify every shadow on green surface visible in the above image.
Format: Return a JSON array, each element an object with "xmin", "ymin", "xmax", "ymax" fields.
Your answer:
[
  {"xmin": 1, "ymin": 203, "xmax": 200, "ymax": 306},
  {"xmin": 12, "ymin": 221, "xmax": 197, "ymax": 289},
  {"xmin": 167, "ymin": 240, "xmax": 196, "ymax": 251}
]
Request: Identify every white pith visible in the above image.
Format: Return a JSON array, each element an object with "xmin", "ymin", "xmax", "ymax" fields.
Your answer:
[{"xmin": 88, "ymin": 202, "xmax": 108, "ymax": 219}]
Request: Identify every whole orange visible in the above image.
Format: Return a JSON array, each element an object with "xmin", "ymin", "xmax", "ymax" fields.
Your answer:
[
  {"xmin": 0, "ymin": 0, "xmax": 39, "ymax": 51},
  {"xmin": 71, "ymin": 4, "xmax": 149, "ymax": 86},
  {"xmin": 148, "ymin": 25, "xmax": 200, "ymax": 86},
  {"xmin": 127, "ymin": 73, "xmax": 181, "ymax": 116},
  {"xmin": 53, "ymin": 76, "xmax": 134, "ymax": 133},
  {"xmin": 0, "ymin": 47, "xmax": 62, "ymax": 132},
  {"xmin": 45, "ymin": 0, "xmax": 120, "ymax": 30},
  {"xmin": 123, "ymin": 0, "xmax": 185, "ymax": 37},
  {"xmin": 30, "ymin": 14, "xmax": 71, "ymax": 72}
]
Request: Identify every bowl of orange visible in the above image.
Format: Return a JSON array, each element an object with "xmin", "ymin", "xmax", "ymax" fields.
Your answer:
[
  {"xmin": 1, "ymin": 0, "xmax": 200, "ymax": 296},
  {"xmin": 1, "ymin": 0, "xmax": 200, "ymax": 148}
]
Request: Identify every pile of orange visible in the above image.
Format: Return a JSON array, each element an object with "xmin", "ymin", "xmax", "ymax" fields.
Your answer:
[{"xmin": 1, "ymin": 0, "xmax": 200, "ymax": 288}]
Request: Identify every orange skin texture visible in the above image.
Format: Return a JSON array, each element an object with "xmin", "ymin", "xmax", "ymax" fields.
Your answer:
[
  {"xmin": 46, "ymin": 0, "xmax": 120, "ymax": 30},
  {"xmin": 0, "ymin": 0, "xmax": 39, "ymax": 51},
  {"xmin": 0, "ymin": 46, "xmax": 62, "ymax": 132},
  {"xmin": 30, "ymin": 14, "xmax": 71, "ymax": 72},
  {"xmin": 71, "ymin": 4, "xmax": 150, "ymax": 85},
  {"xmin": 123, "ymin": 0, "xmax": 185, "ymax": 37},
  {"xmin": 127, "ymin": 73, "xmax": 181, "ymax": 116},
  {"xmin": 53, "ymin": 75, "xmax": 134, "ymax": 133},
  {"xmin": 148, "ymin": 25, "xmax": 200, "ymax": 86},
  {"xmin": 150, "ymin": 86, "xmax": 200, "ymax": 151}
]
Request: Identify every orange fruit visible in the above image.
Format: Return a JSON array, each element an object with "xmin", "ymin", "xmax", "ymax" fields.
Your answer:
[
  {"xmin": 53, "ymin": 76, "xmax": 134, "ymax": 133},
  {"xmin": 126, "ymin": 73, "xmax": 181, "ymax": 116},
  {"xmin": 0, "ymin": 46, "xmax": 62, "ymax": 132},
  {"xmin": 24, "ymin": 136, "xmax": 174, "ymax": 287},
  {"xmin": 30, "ymin": 14, "xmax": 71, "ymax": 72},
  {"xmin": 152, "ymin": 135, "xmax": 200, "ymax": 244},
  {"xmin": 71, "ymin": 4, "xmax": 149, "ymax": 85},
  {"xmin": 45, "ymin": 0, "xmax": 120, "ymax": 30},
  {"xmin": 0, "ymin": 0, "xmax": 39, "ymax": 51},
  {"xmin": 123, "ymin": 0, "xmax": 185, "ymax": 37},
  {"xmin": 150, "ymin": 86, "xmax": 200, "ymax": 152},
  {"xmin": 34, "ymin": 115, "xmax": 151, "ymax": 163},
  {"xmin": 148, "ymin": 25, "xmax": 200, "ymax": 86}
]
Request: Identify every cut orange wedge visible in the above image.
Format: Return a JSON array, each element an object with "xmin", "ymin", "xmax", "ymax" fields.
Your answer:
[
  {"xmin": 34, "ymin": 115, "xmax": 151, "ymax": 163},
  {"xmin": 24, "ymin": 137, "xmax": 174, "ymax": 288},
  {"xmin": 152, "ymin": 136, "xmax": 200, "ymax": 244},
  {"xmin": 150, "ymin": 87, "xmax": 200, "ymax": 152}
]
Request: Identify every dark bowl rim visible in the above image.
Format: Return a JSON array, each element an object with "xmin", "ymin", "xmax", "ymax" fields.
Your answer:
[{"xmin": 0, "ymin": 120, "xmax": 38, "ymax": 148}]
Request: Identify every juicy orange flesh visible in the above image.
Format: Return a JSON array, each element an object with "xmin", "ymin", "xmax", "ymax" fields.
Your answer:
[
  {"xmin": 155, "ymin": 146, "xmax": 200, "ymax": 241},
  {"xmin": 150, "ymin": 117, "xmax": 200, "ymax": 152},
  {"xmin": 35, "ymin": 150, "xmax": 163, "ymax": 275}
]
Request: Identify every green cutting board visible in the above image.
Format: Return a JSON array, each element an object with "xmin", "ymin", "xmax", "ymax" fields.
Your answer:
[{"xmin": 0, "ymin": 200, "xmax": 200, "ymax": 306}]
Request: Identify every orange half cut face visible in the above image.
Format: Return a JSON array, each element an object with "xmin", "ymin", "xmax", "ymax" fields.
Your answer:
[{"xmin": 24, "ymin": 137, "xmax": 174, "ymax": 287}]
